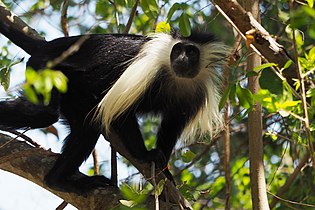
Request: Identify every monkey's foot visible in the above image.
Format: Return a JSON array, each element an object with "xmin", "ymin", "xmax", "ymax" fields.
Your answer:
[
  {"xmin": 45, "ymin": 174, "xmax": 116, "ymax": 195},
  {"xmin": 144, "ymin": 149, "xmax": 176, "ymax": 185}
]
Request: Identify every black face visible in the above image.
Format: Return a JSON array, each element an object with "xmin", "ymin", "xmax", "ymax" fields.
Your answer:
[{"xmin": 170, "ymin": 42, "xmax": 200, "ymax": 78}]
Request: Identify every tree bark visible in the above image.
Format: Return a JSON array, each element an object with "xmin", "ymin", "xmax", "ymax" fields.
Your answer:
[
  {"xmin": 211, "ymin": 0, "xmax": 297, "ymax": 85},
  {"xmin": 243, "ymin": 1, "xmax": 270, "ymax": 209},
  {"xmin": 0, "ymin": 133, "xmax": 121, "ymax": 209}
]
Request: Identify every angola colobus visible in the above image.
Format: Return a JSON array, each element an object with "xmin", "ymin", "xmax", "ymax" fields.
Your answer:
[{"xmin": 0, "ymin": 20, "xmax": 226, "ymax": 193}]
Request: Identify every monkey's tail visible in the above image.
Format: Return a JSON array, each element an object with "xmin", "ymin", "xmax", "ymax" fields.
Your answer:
[{"xmin": 0, "ymin": 20, "xmax": 46, "ymax": 55}]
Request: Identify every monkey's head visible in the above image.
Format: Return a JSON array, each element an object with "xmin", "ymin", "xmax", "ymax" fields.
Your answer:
[{"xmin": 170, "ymin": 42, "xmax": 200, "ymax": 78}]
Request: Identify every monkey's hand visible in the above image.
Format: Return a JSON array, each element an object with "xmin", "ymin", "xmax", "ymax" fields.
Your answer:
[{"xmin": 144, "ymin": 149, "xmax": 175, "ymax": 185}]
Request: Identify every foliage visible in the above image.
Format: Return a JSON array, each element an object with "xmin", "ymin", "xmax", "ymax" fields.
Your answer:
[
  {"xmin": 1, "ymin": 0, "xmax": 315, "ymax": 209},
  {"xmin": 23, "ymin": 67, "xmax": 68, "ymax": 105}
]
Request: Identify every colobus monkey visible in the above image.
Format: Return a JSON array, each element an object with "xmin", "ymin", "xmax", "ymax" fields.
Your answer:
[{"xmin": 0, "ymin": 21, "xmax": 226, "ymax": 193}]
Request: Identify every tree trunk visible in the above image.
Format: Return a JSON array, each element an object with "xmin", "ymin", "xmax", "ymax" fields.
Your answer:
[{"xmin": 243, "ymin": 1, "xmax": 270, "ymax": 209}]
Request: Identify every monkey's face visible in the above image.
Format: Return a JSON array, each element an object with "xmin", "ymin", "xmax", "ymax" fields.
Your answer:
[{"xmin": 170, "ymin": 42, "xmax": 200, "ymax": 78}]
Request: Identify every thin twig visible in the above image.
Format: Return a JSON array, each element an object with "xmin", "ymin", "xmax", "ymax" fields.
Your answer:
[
  {"xmin": 268, "ymin": 191, "xmax": 315, "ymax": 208},
  {"xmin": 61, "ymin": 0, "xmax": 69, "ymax": 37},
  {"xmin": 269, "ymin": 152, "xmax": 310, "ymax": 208},
  {"xmin": 0, "ymin": 128, "xmax": 41, "ymax": 148},
  {"xmin": 124, "ymin": 0, "xmax": 140, "ymax": 34},
  {"xmin": 56, "ymin": 201, "xmax": 68, "ymax": 210},
  {"xmin": 92, "ymin": 149, "xmax": 100, "ymax": 175},
  {"xmin": 0, "ymin": 128, "xmax": 33, "ymax": 149},
  {"xmin": 47, "ymin": 35, "xmax": 90, "ymax": 69},
  {"xmin": 289, "ymin": 0, "xmax": 314, "ymax": 167},
  {"xmin": 151, "ymin": 162, "xmax": 159, "ymax": 210}
]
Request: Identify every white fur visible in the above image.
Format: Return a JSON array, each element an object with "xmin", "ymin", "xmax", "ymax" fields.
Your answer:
[
  {"xmin": 181, "ymin": 42, "xmax": 227, "ymax": 142},
  {"xmin": 94, "ymin": 32, "xmax": 227, "ymax": 142}
]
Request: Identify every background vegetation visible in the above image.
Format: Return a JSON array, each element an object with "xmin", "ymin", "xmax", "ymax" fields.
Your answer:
[{"xmin": 1, "ymin": 0, "xmax": 315, "ymax": 209}]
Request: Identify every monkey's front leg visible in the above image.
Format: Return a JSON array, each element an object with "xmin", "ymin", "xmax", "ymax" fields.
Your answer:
[
  {"xmin": 112, "ymin": 114, "xmax": 150, "ymax": 161},
  {"xmin": 112, "ymin": 114, "xmax": 176, "ymax": 182},
  {"xmin": 149, "ymin": 116, "xmax": 187, "ymax": 183}
]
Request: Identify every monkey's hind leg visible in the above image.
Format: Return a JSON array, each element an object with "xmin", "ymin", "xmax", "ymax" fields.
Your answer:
[{"xmin": 44, "ymin": 123, "xmax": 114, "ymax": 194}]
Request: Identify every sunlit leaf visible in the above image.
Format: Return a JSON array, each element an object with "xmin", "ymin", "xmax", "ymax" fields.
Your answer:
[
  {"xmin": 155, "ymin": 21, "xmax": 171, "ymax": 33},
  {"xmin": 23, "ymin": 84, "xmax": 39, "ymax": 104},
  {"xmin": 140, "ymin": 0, "xmax": 158, "ymax": 19},
  {"xmin": 278, "ymin": 109, "xmax": 290, "ymax": 117},
  {"xmin": 155, "ymin": 179, "xmax": 165, "ymax": 196},
  {"xmin": 307, "ymin": 0, "xmax": 314, "ymax": 8},
  {"xmin": 182, "ymin": 150, "xmax": 196, "ymax": 163},
  {"xmin": 282, "ymin": 60, "xmax": 293, "ymax": 70},
  {"xmin": 120, "ymin": 199, "xmax": 134, "ymax": 207},
  {"xmin": 253, "ymin": 63, "xmax": 277, "ymax": 71}
]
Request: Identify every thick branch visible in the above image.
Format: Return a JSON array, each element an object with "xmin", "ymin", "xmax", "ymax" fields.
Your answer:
[
  {"xmin": 211, "ymin": 0, "xmax": 297, "ymax": 84},
  {"xmin": 0, "ymin": 133, "xmax": 182, "ymax": 209},
  {"xmin": 0, "ymin": 133, "xmax": 121, "ymax": 209},
  {"xmin": 0, "ymin": 1, "xmax": 44, "ymax": 40}
]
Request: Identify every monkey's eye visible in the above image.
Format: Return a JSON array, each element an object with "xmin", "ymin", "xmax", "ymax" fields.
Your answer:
[
  {"xmin": 185, "ymin": 45, "xmax": 200, "ymax": 62},
  {"xmin": 171, "ymin": 43, "xmax": 183, "ymax": 58}
]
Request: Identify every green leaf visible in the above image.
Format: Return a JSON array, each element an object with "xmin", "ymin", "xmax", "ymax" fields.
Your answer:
[
  {"xmin": 236, "ymin": 83, "xmax": 254, "ymax": 109},
  {"xmin": 140, "ymin": 0, "xmax": 159, "ymax": 19},
  {"xmin": 0, "ymin": 58, "xmax": 24, "ymax": 91},
  {"xmin": 119, "ymin": 200, "xmax": 134, "ymax": 207},
  {"xmin": 0, "ymin": 67, "xmax": 10, "ymax": 91},
  {"xmin": 52, "ymin": 71, "xmax": 68, "ymax": 93},
  {"xmin": 182, "ymin": 150, "xmax": 196, "ymax": 163},
  {"xmin": 279, "ymin": 100, "xmax": 300, "ymax": 108},
  {"xmin": 278, "ymin": 109, "xmax": 290, "ymax": 117},
  {"xmin": 179, "ymin": 13, "xmax": 191, "ymax": 37},
  {"xmin": 229, "ymin": 83, "xmax": 237, "ymax": 104},
  {"xmin": 306, "ymin": 88, "xmax": 315, "ymax": 97},
  {"xmin": 282, "ymin": 60, "xmax": 293, "ymax": 70},
  {"xmin": 253, "ymin": 63, "xmax": 277, "ymax": 71},
  {"xmin": 23, "ymin": 84, "xmax": 39, "ymax": 104},
  {"xmin": 25, "ymin": 67, "xmax": 39, "ymax": 84},
  {"xmin": 24, "ymin": 68, "xmax": 68, "ymax": 105},
  {"xmin": 120, "ymin": 183, "xmax": 147, "ymax": 205},
  {"xmin": 155, "ymin": 179, "xmax": 165, "ymax": 196},
  {"xmin": 260, "ymin": 68, "xmax": 283, "ymax": 94},
  {"xmin": 166, "ymin": 3, "xmax": 180, "ymax": 22},
  {"xmin": 219, "ymin": 84, "xmax": 232, "ymax": 111},
  {"xmin": 120, "ymin": 183, "xmax": 139, "ymax": 200},
  {"xmin": 307, "ymin": 0, "xmax": 314, "ymax": 8}
]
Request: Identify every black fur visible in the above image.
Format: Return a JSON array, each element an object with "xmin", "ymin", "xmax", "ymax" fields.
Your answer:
[{"xmin": 0, "ymin": 24, "xmax": 215, "ymax": 193}]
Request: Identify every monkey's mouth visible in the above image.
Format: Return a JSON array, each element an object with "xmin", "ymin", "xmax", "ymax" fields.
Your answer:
[{"xmin": 172, "ymin": 63, "xmax": 200, "ymax": 78}]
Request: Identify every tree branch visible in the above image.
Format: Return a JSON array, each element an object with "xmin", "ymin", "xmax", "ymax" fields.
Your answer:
[
  {"xmin": 0, "ymin": 133, "xmax": 122, "ymax": 209},
  {"xmin": 210, "ymin": 0, "xmax": 297, "ymax": 85},
  {"xmin": 0, "ymin": 1, "xmax": 44, "ymax": 41}
]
